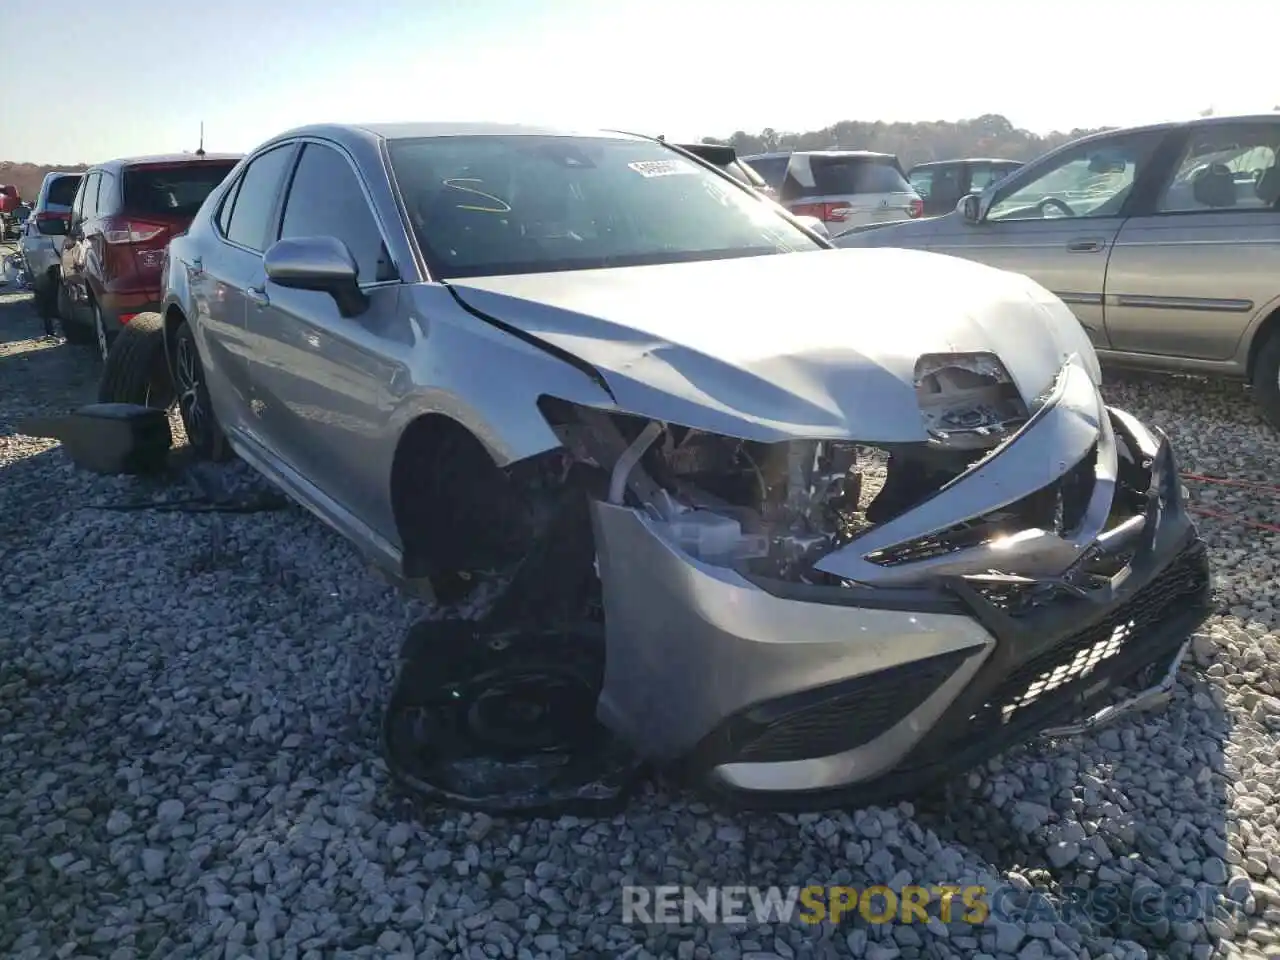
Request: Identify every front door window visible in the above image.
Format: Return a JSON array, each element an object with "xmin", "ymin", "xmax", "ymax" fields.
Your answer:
[{"xmin": 986, "ymin": 132, "xmax": 1164, "ymax": 221}]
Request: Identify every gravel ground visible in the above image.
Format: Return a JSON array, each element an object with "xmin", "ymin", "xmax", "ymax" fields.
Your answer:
[{"xmin": 3, "ymin": 265, "xmax": 1280, "ymax": 960}]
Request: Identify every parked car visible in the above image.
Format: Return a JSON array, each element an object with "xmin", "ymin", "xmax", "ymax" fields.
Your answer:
[
  {"xmin": 0, "ymin": 184, "xmax": 22, "ymax": 238},
  {"xmin": 907, "ymin": 158, "xmax": 1022, "ymax": 217},
  {"xmin": 18, "ymin": 171, "xmax": 81, "ymax": 327},
  {"xmin": 740, "ymin": 150, "xmax": 923, "ymax": 234},
  {"xmin": 675, "ymin": 143, "xmax": 779, "ymax": 199},
  {"xmin": 835, "ymin": 114, "xmax": 1280, "ymax": 428},
  {"xmin": 3, "ymin": 201, "xmax": 32, "ymax": 240},
  {"xmin": 100, "ymin": 122, "xmax": 1208, "ymax": 810},
  {"xmin": 53, "ymin": 153, "xmax": 240, "ymax": 359}
]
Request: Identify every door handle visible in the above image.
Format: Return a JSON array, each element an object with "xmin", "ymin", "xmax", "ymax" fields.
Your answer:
[
  {"xmin": 246, "ymin": 286, "xmax": 270, "ymax": 308},
  {"xmin": 1066, "ymin": 239, "xmax": 1105, "ymax": 252}
]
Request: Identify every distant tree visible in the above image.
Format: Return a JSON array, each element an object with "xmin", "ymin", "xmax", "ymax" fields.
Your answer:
[{"xmin": 708, "ymin": 114, "xmax": 1110, "ymax": 169}]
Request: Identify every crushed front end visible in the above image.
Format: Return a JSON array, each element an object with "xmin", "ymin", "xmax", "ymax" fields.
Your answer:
[{"xmin": 543, "ymin": 353, "xmax": 1210, "ymax": 808}]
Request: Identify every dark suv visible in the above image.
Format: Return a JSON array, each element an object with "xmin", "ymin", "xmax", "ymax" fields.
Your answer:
[
  {"xmin": 906, "ymin": 158, "xmax": 1022, "ymax": 217},
  {"xmin": 56, "ymin": 153, "xmax": 240, "ymax": 359}
]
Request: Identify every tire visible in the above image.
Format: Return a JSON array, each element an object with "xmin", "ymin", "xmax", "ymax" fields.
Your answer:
[
  {"xmin": 92, "ymin": 300, "xmax": 113, "ymax": 362},
  {"xmin": 97, "ymin": 312, "xmax": 176, "ymax": 410},
  {"xmin": 172, "ymin": 319, "xmax": 233, "ymax": 461},
  {"xmin": 33, "ymin": 270, "xmax": 58, "ymax": 334},
  {"xmin": 58, "ymin": 282, "xmax": 93, "ymax": 345},
  {"xmin": 1252, "ymin": 331, "xmax": 1280, "ymax": 430}
]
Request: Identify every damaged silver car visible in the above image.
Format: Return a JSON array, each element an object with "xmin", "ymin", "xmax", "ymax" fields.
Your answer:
[{"xmin": 101, "ymin": 122, "xmax": 1211, "ymax": 812}]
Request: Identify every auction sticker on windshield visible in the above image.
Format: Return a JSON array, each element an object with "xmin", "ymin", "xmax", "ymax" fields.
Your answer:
[{"xmin": 629, "ymin": 159, "xmax": 698, "ymax": 178}]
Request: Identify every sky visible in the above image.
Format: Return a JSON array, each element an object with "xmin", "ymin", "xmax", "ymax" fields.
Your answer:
[{"xmin": 7, "ymin": 0, "xmax": 1279, "ymax": 164}]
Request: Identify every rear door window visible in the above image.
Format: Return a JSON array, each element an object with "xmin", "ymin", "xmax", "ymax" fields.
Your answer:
[
  {"xmin": 80, "ymin": 172, "xmax": 101, "ymax": 222},
  {"xmin": 908, "ymin": 167, "xmax": 934, "ymax": 198},
  {"xmin": 969, "ymin": 163, "xmax": 1017, "ymax": 192},
  {"xmin": 123, "ymin": 163, "xmax": 238, "ymax": 218},
  {"xmin": 223, "ymin": 146, "xmax": 295, "ymax": 251}
]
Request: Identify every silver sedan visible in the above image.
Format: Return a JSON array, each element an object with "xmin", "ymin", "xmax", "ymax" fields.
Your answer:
[{"xmin": 99, "ymin": 122, "xmax": 1209, "ymax": 811}]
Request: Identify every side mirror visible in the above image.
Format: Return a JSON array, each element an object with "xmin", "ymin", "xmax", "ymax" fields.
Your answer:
[
  {"xmin": 795, "ymin": 214, "xmax": 830, "ymax": 238},
  {"xmin": 38, "ymin": 218, "xmax": 68, "ymax": 237},
  {"xmin": 263, "ymin": 236, "xmax": 369, "ymax": 317},
  {"xmin": 957, "ymin": 193, "xmax": 983, "ymax": 223}
]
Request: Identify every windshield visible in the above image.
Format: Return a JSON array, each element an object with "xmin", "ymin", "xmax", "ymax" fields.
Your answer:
[
  {"xmin": 122, "ymin": 162, "xmax": 238, "ymax": 218},
  {"xmin": 387, "ymin": 135, "xmax": 822, "ymax": 280}
]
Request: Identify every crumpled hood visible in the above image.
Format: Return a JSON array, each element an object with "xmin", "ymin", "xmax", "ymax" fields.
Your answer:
[{"xmin": 445, "ymin": 247, "xmax": 1099, "ymax": 443}]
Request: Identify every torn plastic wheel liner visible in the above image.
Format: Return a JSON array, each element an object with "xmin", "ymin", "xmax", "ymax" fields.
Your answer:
[{"xmin": 382, "ymin": 617, "xmax": 646, "ymax": 817}]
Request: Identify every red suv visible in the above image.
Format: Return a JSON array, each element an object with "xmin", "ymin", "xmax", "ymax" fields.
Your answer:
[{"xmin": 58, "ymin": 153, "xmax": 241, "ymax": 359}]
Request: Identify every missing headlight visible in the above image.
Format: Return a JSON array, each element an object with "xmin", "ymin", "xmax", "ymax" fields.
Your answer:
[{"xmin": 914, "ymin": 352, "xmax": 1031, "ymax": 449}]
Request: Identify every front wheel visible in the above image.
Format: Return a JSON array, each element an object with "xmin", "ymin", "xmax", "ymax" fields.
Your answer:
[
  {"xmin": 1252, "ymin": 332, "xmax": 1280, "ymax": 430},
  {"xmin": 172, "ymin": 320, "xmax": 233, "ymax": 461}
]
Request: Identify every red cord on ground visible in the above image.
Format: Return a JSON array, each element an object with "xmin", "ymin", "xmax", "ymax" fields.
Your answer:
[
  {"xmin": 1180, "ymin": 472, "xmax": 1280, "ymax": 496},
  {"xmin": 1186, "ymin": 504, "xmax": 1280, "ymax": 535},
  {"xmin": 1176, "ymin": 472, "xmax": 1280, "ymax": 533}
]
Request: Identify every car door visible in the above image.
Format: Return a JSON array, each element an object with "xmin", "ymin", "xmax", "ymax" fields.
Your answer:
[
  {"xmin": 244, "ymin": 140, "xmax": 404, "ymax": 530},
  {"xmin": 60, "ymin": 169, "xmax": 99, "ymax": 319},
  {"xmin": 927, "ymin": 129, "xmax": 1170, "ymax": 349},
  {"xmin": 1102, "ymin": 120, "xmax": 1280, "ymax": 361},
  {"xmin": 200, "ymin": 143, "xmax": 299, "ymax": 438}
]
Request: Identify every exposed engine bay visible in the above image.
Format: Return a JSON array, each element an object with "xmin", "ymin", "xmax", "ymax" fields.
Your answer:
[{"xmin": 384, "ymin": 357, "xmax": 1192, "ymax": 818}]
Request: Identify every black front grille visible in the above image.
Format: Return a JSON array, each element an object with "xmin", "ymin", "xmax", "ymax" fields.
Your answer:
[
  {"xmin": 935, "ymin": 540, "xmax": 1209, "ymax": 754},
  {"xmin": 728, "ymin": 648, "xmax": 973, "ymax": 764}
]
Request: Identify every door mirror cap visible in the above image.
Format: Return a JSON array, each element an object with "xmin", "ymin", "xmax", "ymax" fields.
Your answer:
[
  {"xmin": 263, "ymin": 236, "xmax": 369, "ymax": 317},
  {"xmin": 958, "ymin": 193, "xmax": 984, "ymax": 223}
]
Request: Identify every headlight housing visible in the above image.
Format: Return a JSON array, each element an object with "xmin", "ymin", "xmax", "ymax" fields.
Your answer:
[{"xmin": 913, "ymin": 352, "xmax": 1031, "ymax": 450}]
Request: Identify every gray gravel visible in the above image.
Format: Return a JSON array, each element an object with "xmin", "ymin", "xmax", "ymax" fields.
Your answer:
[{"xmin": 3, "ymin": 274, "xmax": 1280, "ymax": 960}]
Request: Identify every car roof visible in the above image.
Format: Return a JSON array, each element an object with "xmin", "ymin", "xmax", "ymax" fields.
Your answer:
[
  {"xmin": 909, "ymin": 158, "xmax": 1022, "ymax": 169},
  {"xmin": 259, "ymin": 121, "xmax": 646, "ymax": 147},
  {"xmin": 740, "ymin": 149, "xmax": 898, "ymax": 161},
  {"xmin": 91, "ymin": 153, "xmax": 242, "ymax": 171}
]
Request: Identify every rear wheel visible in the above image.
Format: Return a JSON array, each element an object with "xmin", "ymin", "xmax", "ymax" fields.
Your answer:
[
  {"xmin": 1252, "ymin": 331, "xmax": 1280, "ymax": 430},
  {"xmin": 98, "ymin": 312, "xmax": 175, "ymax": 410},
  {"xmin": 58, "ymin": 282, "xmax": 93, "ymax": 345},
  {"xmin": 172, "ymin": 319, "xmax": 233, "ymax": 461},
  {"xmin": 33, "ymin": 270, "xmax": 58, "ymax": 334}
]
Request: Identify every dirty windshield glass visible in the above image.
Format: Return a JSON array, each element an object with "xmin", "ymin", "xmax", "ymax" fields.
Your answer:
[{"xmin": 387, "ymin": 135, "xmax": 822, "ymax": 279}]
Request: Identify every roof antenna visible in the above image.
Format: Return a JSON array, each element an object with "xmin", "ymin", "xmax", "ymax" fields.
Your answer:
[{"xmin": 195, "ymin": 122, "xmax": 206, "ymax": 158}]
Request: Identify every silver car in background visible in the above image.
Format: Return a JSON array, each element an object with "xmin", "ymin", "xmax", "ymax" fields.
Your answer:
[
  {"xmin": 836, "ymin": 114, "xmax": 1280, "ymax": 428},
  {"xmin": 741, "ymin": 150, "xmax": 924, "ymax": 234},
  {"xmin": 100, "ymin": 122, "xmax": 1209, "ymax": 809},
  {"xmin": 19, "ymin": 170, "xmax": 82, "ymax": 328}
]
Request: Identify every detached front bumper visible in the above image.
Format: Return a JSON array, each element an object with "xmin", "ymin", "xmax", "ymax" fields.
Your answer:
[{"xmin": 590, "ymin": 395, "xmax": 1211, "ymax": 808}]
